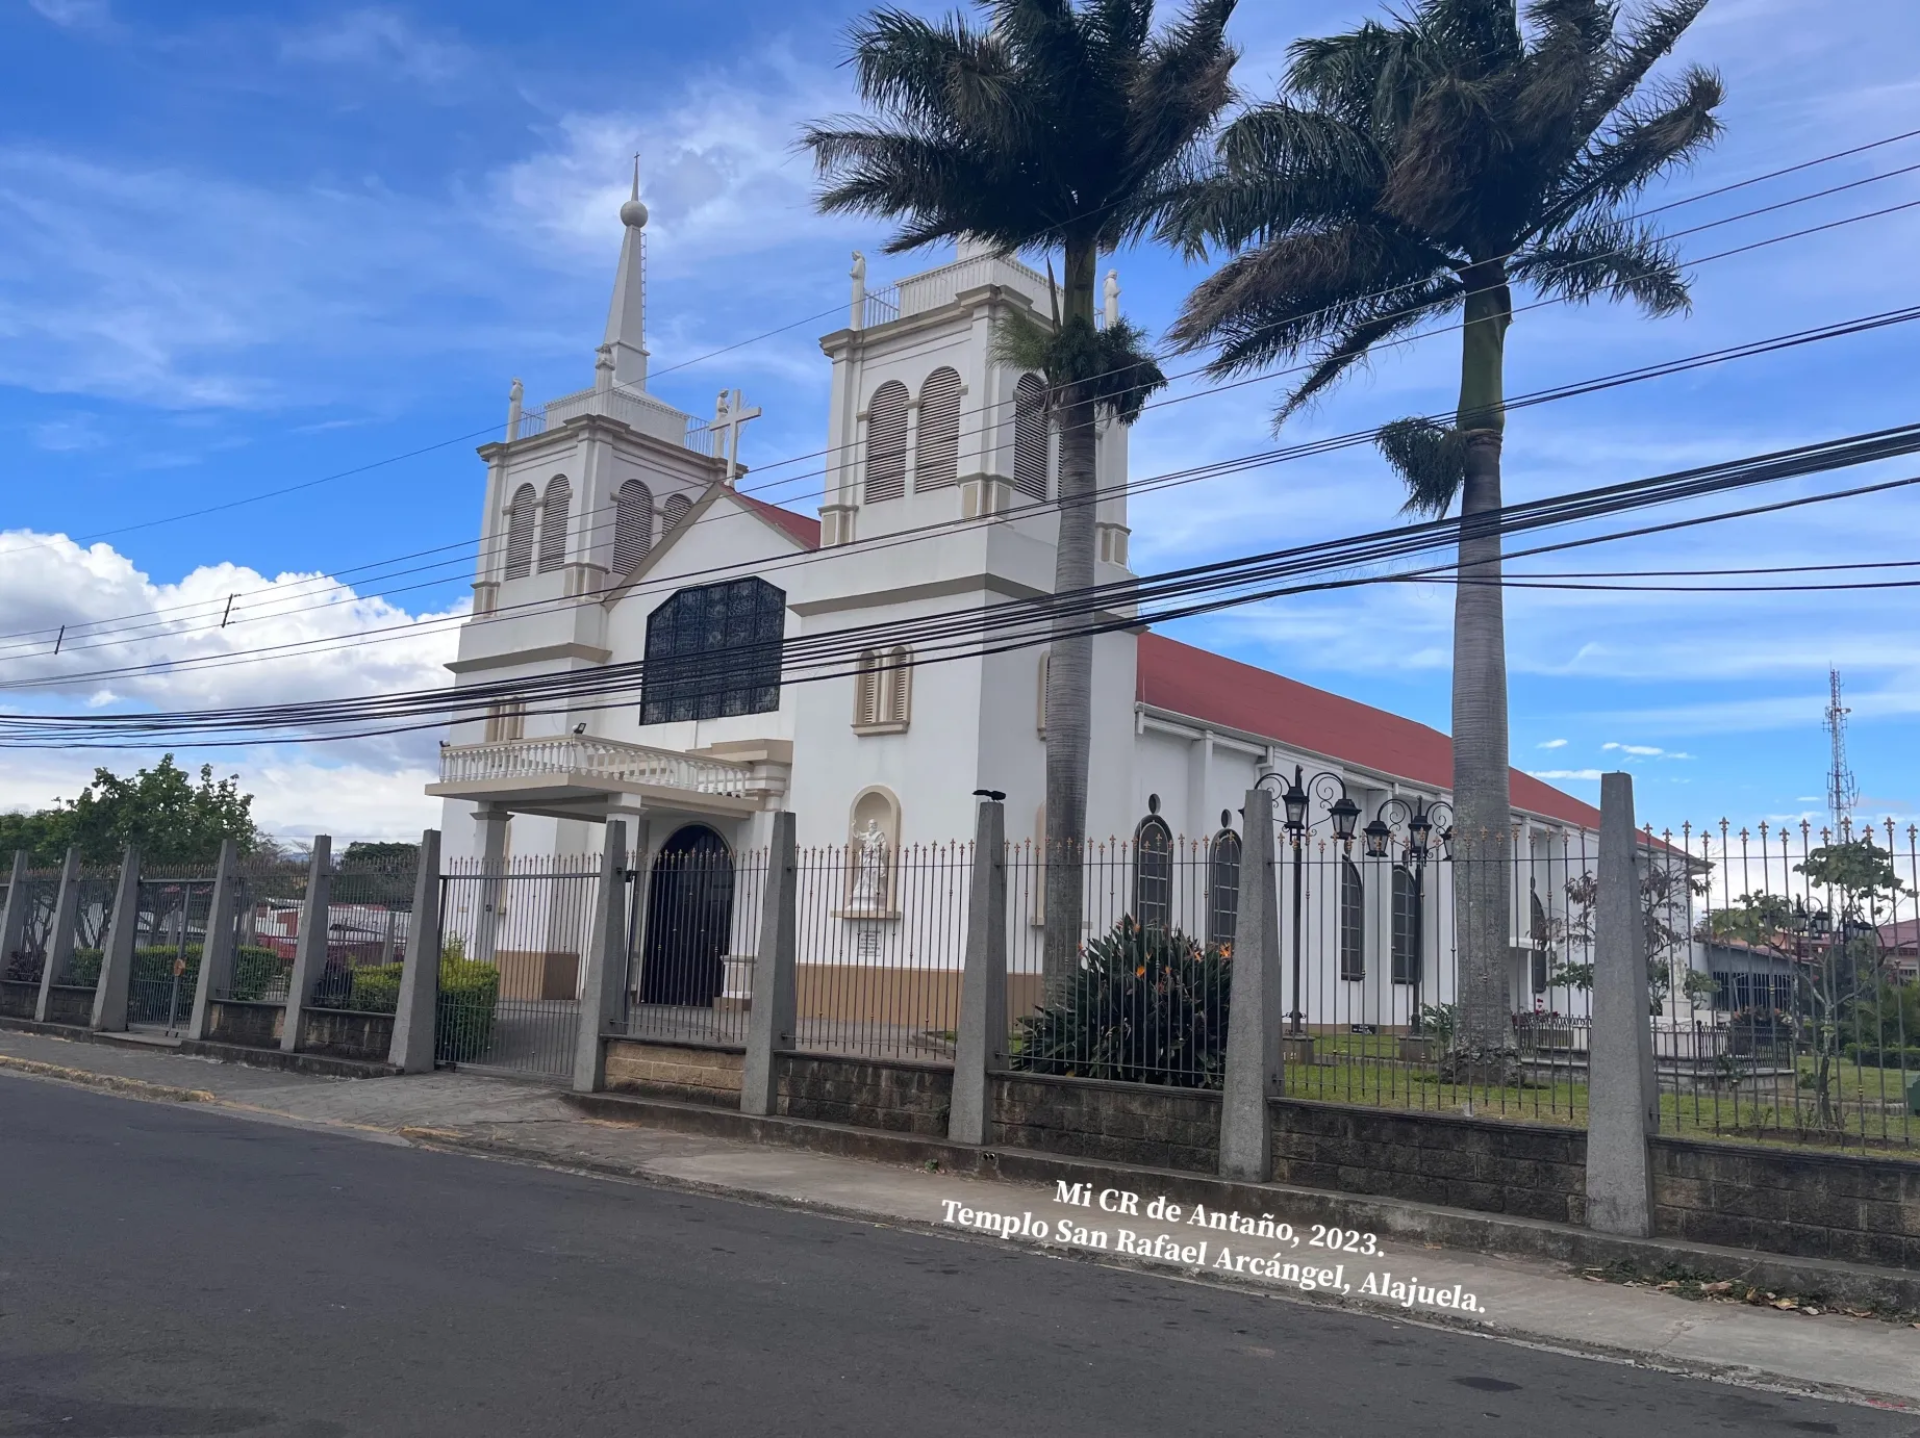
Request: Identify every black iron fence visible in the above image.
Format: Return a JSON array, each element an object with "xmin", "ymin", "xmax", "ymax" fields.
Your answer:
[
  {"xmin": 619, "ymin": 841, "xmax": 764, "ymax": 1049},
  {"xmin": 1, "ymin": 869, "xmax": 59, "ymax": 985},
  {"xmin": 1651, "ymin": 818, "xmax": 1918, "ymax": 1151},
  {"xmin": 438, "ymin": 854, "xmax": 604, "ymax": 1079},
  {"xmin": 127, "ymin": 873, "xmax": 214, "ymax": 1032}
]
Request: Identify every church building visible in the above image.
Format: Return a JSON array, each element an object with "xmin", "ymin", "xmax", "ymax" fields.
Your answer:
[{"xmin": 426, "ymin": 176, "xmax": 1603, "ymax": 1027}]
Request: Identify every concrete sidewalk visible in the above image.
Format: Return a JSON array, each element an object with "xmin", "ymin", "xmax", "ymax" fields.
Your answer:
[{"xmin": 3, "ymin": 1025, "xmax": 1918, "ymax": 1412}]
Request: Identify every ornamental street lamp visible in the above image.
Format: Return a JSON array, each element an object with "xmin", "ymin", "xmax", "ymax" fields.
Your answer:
[
  {"xmin": 1368, "ymin": 795, "xmax": 1454, "ymax": 1034},
  {"xmin": 1256, "ymin": 765, "xmax": 1357, "ymax": 1036}
]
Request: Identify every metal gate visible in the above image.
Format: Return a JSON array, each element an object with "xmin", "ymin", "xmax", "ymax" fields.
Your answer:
[
  {"xmin": 128, "ymin": 877, "xmax": 214, "ymax": 1034},
  {"xmin": 435, "ymin": 855, "xmax": 621, "ymax": 1081}
]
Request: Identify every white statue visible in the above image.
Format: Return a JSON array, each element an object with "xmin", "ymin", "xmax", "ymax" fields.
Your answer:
[{"xmin": 850, "ymin": 818, "xmax": 889, "ymax": 911}]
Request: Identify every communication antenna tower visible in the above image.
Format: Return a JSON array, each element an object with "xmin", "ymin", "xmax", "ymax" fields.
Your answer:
[{"xmin": 1824, "ymin": 666, "xmax": 1857, "ymax": 833}]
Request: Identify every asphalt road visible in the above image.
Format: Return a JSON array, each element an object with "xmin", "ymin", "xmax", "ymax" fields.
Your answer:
[{"xmin": 0, "ymin": 1079, "xmax": 1910, "ymax": 1438}]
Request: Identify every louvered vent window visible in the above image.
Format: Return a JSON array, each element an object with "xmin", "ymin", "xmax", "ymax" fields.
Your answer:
[
  {"xmin": 914, "ymin": 368, "xmax": 961, "ymax": 490},
  {"xmin": 865, "ymin": 381, "xmax": 909, "ymax": 503},
  {"xmin": 1012, "ymin": 374, "xmax": 1048, "ymax": 501},
  {"xmin": 537, "ymin": 476, "xmax": 571, "ymax": 573},
  {"xmin": 504, "ymin": 483, "xmax": 536, "ymax": 580},
  {"xmin": 613, "ymin": 480, "xmax": 654, "ymax": 572}
]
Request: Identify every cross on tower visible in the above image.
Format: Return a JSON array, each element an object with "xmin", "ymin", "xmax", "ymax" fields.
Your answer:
[{"xmin": 711, "ymin": 388, "xmax": 762, "ymax": 485}]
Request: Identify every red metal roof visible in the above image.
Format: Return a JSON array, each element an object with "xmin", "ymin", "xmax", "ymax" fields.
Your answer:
[
  {"xmin": 737, "ymin": 493, "xmax": 821, "ymax": 549},
  {"xmin": 1135, "ymin": 632, "xmax": 1601, "ymax": 830}
]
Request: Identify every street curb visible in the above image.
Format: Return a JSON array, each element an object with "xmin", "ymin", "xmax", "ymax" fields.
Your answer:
[
  {"xmin": 0, "ymin": 1053, "xmax": 216, "ymax": 1105},
  {"xmin": 561, "ymin": 1088, "xmax": 1920, "ymax": 1315},
  {"xmin": 403, "ymin": 1124, "xmax": 1919, "ymax": 1414},
  {"xmin": 0, "ymin": 1015, "xmax": 397, "ymax": 1081}
]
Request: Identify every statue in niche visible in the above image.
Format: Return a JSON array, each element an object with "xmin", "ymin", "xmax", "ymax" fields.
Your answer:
[{"xmin": 849, "ymin": 817, "xmax": 890, "ymax": 913}]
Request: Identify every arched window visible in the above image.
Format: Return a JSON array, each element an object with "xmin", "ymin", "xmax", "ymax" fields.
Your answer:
[
  {"xmin": 1530, "ymin": 885, "xmax": 1550, "ymax": 995},
  {"xmin": 1338, "ymin": 857, "xmax": 1364, "ymax": 981},
  {"xmin": 1209, "ymin": 825, "xmax": 1242, "ymax": 947},
  {"xmin": 1133, "ymin": 807, "xmax": 1173, "ymax": 932},
  {"xmin": 504, "ymin": 483, "xmax": 537, "ymax": 580},
  {"xmin": 865, "ymin": 380, "xmax": 909, "ymax": 503},
  {"xmin": 661, "ymin": 492, "xmax": 692, "ymax": 536},
  {"xmin": 853, "ymin": 645, "xmax": 912, "ymax": 730},
  {"xmin": 537, "ymin": 476, "xmax": 571, "ymax": 573},
  {"xmin": 1390, "ymin": 865, "xmax": 1419, "ymax": 985},
  {"xmin": 613, "ymin": 480, "xmax": 654, "ymax": 572},
  {"xmin": 1012, "ymin": 374, "xmax": 1047, "ymax": 501},
  {"xmin": 640, "ymin": 577, "xmax": 785, "ymax": 724},
  {"xmin": 914, "ymin": 367, "xmax": 961, "ymax": 490}
]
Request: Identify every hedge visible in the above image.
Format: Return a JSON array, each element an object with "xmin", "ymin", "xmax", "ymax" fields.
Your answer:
[
  {"xmin": 1842, "ymin": 1042, "xmax": 1920, "ymax": 1071},
  {"xmin": 346, "ymin": 955, "xmax": 500, "ymax": 1063}
]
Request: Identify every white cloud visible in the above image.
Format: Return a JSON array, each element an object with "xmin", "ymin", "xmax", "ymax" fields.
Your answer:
[
  {"xmin": 27, "ymin": 0, "xmax": 114, "ymax": 31},
  {"xmin": 278, "ymin": 8, "xmax": 472, "ymax": 85},
  {"xmin": 1603, "ymin": 742, "xmax": 1666, "ymax": 756},
  {"xmin": 1530, "ymin": 769, "xmax": 1604, "ymax": 782},
  {"xmin": 0, "ymin": 530, "xmax": 461, "ymax": 820},
  {"xmin": 1537, "ymin": 738, "xmax": 1568, "ymax": 749}
]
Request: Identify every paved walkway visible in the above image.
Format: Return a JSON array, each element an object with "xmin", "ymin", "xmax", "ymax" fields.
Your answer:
[{"xmin": 3, "ymin": 1025, "xmax": 1918, "ymax": 1412}]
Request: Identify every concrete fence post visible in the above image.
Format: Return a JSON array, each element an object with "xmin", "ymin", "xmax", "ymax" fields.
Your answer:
[
  {"xmin": 948, "ymin": 797, "xmax": 1008, "ymax": 1146},
  {"xmin": 280, "ymin": 835, "xmax": 333, "ymax": 1053},
  {"xmin": 187, "ymin": 839, "xmax": 242, "ymax": 1042},
  {"xmin": 741, "ymin": 813, "xmax": 799, "ymax": 1117},
  {"xmin": 1220, "ymin": 787, "xmax": 1284, "ymax": 1181},
  {"xmin": 91, "ymin": 846, "xmax": 141, "ymax": 1031},
  {"xmin": 0, "ymin": 850, "xmax": 29, "ymax": 975},
  {"xmin": 573, "ymin": 820, "xmax": 631, "ymax": 1094},
  {"xmin": 388, "ymin": 829, "xmax": 442, "ymax": 1073},
  {"xmin": 34, "ymin": 846, "xmax": 83, "ymax": 1023},
  {"xmin": 1585, "ymin": 772, "xmax": 1658, "ymax": 1237}
]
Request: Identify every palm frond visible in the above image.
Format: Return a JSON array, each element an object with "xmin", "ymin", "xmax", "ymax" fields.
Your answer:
[
  {"xmin": 1125, "ymin": 0, "xmax": 1239, "ymax": 212},
  {"xmin": 1537, "ymin": 63, "xmax": 1721, "ymax": 232},
  {"xmin": 1376, "ymin": 415, "xmax": 1469, "ymax": 515},
  {"xmin": 1277, "ymin": 274, "xmax": 1467, "ymax": 421},
  {"xmin": 1583, "ymin": 0, "xmax": 1711, "ymax": 129},
  {"xmin": 1509, "ymin": 213, "xmax": 1689, "ymax": 314},
  {"xmin": 1169, "ymin": 220, "xmax": 1459, "ymax": 372}
]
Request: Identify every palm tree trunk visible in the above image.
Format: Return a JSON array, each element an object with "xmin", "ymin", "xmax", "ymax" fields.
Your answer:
[
  {"xmin": 1450, "ymin": 265, "xmax": 1515, "ymax": 1062},
  {"xmin": 1043, "ymin": 240, "xmax": 1100, "ymax": 1001}
]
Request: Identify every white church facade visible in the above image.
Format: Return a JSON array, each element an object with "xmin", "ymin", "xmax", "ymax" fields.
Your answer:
[{"xmin": 426, "ymin": 177, "xmax": 1607, "ymax": 1030}]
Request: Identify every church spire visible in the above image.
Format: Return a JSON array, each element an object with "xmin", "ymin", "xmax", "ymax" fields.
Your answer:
[{"xmin": 603, "ymin": 156, "xmax": 650, "ymax": 391}]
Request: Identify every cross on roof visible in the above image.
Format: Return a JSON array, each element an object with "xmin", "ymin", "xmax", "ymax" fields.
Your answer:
[{"xmin": 711, "ymin": 388, "xmax": 761, "ymax": 485}]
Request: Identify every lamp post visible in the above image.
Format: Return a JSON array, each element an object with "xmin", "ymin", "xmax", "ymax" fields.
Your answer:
[
  {"xmin": 1367, "ymin": 795, "xmax": 1453, "ymax": 1036},
  {"xmin": 1255, "ymin": 765, "xmax": 1359, "ymax": 1037}
]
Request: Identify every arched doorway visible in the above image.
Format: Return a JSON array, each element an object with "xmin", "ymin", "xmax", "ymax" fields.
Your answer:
[{"xmin": 639, "ymin": 825, "xmax": 735, "ymax": 1007}]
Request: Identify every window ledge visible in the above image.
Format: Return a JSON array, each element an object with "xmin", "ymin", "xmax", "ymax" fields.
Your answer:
[
  {"xmin": 852, "ymin": 721, "xmax": 910, "ymax": 736},
  {"xmin": 832, "ymin": 908, "xmax": 902, "ymax": 921}
]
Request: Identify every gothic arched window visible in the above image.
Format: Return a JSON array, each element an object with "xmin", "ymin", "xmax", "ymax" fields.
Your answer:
[
  {"xmin": 1209, "ymin": 827, "xmax": 1242, "ymax": 948},
  {"xmin": 1530, "ymin": 886, "xmax": 1551, "ymax": 995},
  {"xmin": 661, "ymin": 492, "xmax": 692, "ymax": 536},
  {"xmin": 1012, "ymin": 374, "xmax": 1047, "ymax": 501},
  {"xmin": 1133, "ymin": 809, "xmax": 1173, "ymax": 932},
  {"xmin": 865, "ymin": 381, "xmax": 909, "ymax": 503},
  {"xmin": 537, "ymin": 476, "xmax": 571, "ymax": 573},
  {"xmin": 613, "ymin": 479, "xmax": 654, "ymax": 572},
  {"xmin": 640, "ymin": 578, "xmax": 786, "ymax": 725},
  {"xmin": 914, "ymin": 367, "xmax": 961, "ymax": 490},
  {"xmin": 1339, "ymin": 857, "xmax": 1364, "ymax": 981},
  {"xmin": 504, "ymin": 483, "xmax": 537, "ymax": 580},
  {"xmin": 1390, "ymin": 865, "xmax": 1419, "ymax": 985}
]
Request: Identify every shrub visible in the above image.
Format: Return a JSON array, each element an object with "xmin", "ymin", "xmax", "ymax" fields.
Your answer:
[
  {"xmin": 1012, "ymin": 917, "xmax": 1230, "ymax": 1088},
  {"xmin": 346, "ymin": 951, "xmax": 500, "ymax": 1063},
  {"xmin": 1841, "ymin": 1041, "xmax": 1920, "ymax": 1071},
  {"xmin": 68, "ymin": 948, "xmax": 104, "ymax": 987},
  {"xmin": 227, "ymin": 945, "xmax": 290, "ymax": 1002}
]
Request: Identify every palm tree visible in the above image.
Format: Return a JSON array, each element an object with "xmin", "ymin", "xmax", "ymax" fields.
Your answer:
[
  {"xmin": 1165, "ymin": 0, "xmax": 1721, "ymax": 1065},
  {"xmin": 804, "ymin": 0, "xmax": 1237, "ymax": 995}
]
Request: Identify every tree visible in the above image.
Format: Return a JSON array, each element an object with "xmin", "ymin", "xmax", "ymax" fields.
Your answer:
[
  {"xmin": 803, "ymin": 0, "xmax": 1236, "ymax": 997},
  {"xmin": 1707, "ymin": 837, "xmax": 1908, "ymax": 1130},
  {"xmin": 1164, "ymin": 0, "xmax": 1721, "ymax": 1063},
  {"xmin": 0, "ymin": 756, "xmax": 262, "ymax": 867},
  {"xmin": 1551, "ymin": 854, "xmax": 1704, "ymax": 1014}
]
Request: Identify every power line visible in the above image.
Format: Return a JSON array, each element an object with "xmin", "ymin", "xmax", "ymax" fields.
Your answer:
[
  {"xmin": 10, "ymin": 301, "xmax": 1918, "ymax": 687},
  {"xmin": 7, "ymin": 420, "xmax": 1917, "ymax": 748}
]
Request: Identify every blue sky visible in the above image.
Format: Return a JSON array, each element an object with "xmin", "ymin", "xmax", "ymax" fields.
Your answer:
[{"xmin": 1, "ymin": 0, "xmax": 1917, "ymax": 841}]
